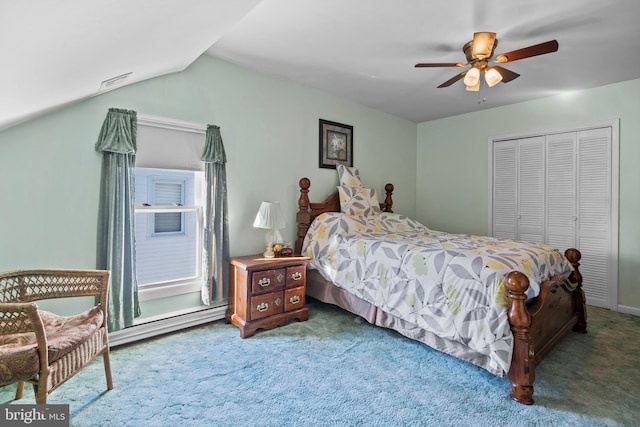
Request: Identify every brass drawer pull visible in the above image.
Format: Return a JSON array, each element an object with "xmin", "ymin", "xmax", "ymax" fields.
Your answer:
[
  {"xmin": 258, "ymin": 278, "xmax": 271, "ymax": 287},
  {"xmin": 289, "ymin": 295, "xmax": 301, "ymax": 304},
  {"xmin": 257, "ymin": 302, "xmax": 269, "ymax": 312},
  {"xmin": 291, "ymin": 272, "xmax": 302, "ymax": 281}
]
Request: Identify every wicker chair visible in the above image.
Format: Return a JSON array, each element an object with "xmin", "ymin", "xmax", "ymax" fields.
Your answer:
[{"xmin": 0, "ymin": 269, "xmax": 113, "ymax": 403}]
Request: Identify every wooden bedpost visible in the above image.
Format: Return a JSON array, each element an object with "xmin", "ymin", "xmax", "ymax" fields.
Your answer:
[
  {"xmin": 506, "ymin": 271, "xmax": 535, "ymax": 405},
  {"xmin": 382, "ymin": 183, "xmax": 394, "ymax": 213},
  {"xmin": 565, "ymin": 248, "xmax": 587, "ymax": 333},
  {"xmin": 295, "ymin": 177, "xmax": 311, "ymax": 255}
]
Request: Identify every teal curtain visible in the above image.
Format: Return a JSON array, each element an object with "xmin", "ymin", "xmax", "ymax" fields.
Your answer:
[
  {"xmin": 95, "ymin": 108, "xmax": 141, "ymax": 331},
  {"xmin": 201, "ymin": 125, "xmax": 229, "ymax": 305}
]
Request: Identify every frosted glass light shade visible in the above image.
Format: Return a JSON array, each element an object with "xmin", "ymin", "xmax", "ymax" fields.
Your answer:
[
  {"xmin": 465, "ymin": 80, "xmax": 480, "ymax": 91},
  {"xmin": 253, "ymin": 201, "xmax": 285, "ymax": 230},
  {"xmin": 463, "ymin": 67, "xmax": 480, "ymax": 87},
  {"xmin": 471, "ymin": 32, "xmax": 496, "ymax": 59},
  {"xmin": 484, "ymin": 67, "xmax": 503, "ymax": 87}
]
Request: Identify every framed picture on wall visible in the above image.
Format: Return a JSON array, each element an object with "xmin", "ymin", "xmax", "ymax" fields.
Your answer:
[{"xmin": 319, "ymin": 119, "xmax": 353, "ymax": 169}]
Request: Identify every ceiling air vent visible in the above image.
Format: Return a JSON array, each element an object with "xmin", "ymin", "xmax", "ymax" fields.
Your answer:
[{"xmin": 99, "ymin": 72, "xmax": 133, "ymax": 91}]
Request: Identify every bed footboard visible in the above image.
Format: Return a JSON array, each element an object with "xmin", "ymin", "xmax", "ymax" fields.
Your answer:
[{"xmin": 506, "ymin": 248, "xmax": 586, "ymax": 404}]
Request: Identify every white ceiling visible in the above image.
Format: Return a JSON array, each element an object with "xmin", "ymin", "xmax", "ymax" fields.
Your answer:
[
  {"xmin": 0, "ymin": 0, "xmax": 261, "ymax": 131},
  {"xmin": 2, "ymin": 0, "xmax": 639, "ymax": 131}
]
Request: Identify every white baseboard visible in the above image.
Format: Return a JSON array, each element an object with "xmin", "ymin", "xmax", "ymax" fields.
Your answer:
[
  {"xmin": 617, "ymin": 304, "xmax": 640, "ymax": 317},
  {"xmin": 108, "ymin": 305, "xmax": 227, "ymax": 347}
]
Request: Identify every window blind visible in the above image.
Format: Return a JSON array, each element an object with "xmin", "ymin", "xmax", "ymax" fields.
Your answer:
[{"xmin": 136, "ymin": 116, "xmax": 206, "ymax": 171}]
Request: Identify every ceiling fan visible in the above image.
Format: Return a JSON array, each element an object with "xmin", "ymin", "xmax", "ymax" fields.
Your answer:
[{"xmin": 415, "ymin": 32, "xmax": 559, "ymax": 91}]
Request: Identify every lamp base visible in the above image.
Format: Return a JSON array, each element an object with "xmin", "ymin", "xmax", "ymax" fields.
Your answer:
[
  {"xmin": 263, "ymin": 241, "xmax": 275, "ymax": 258},
  {"xmin": 263, "ymin": 250, "xmax": 275, "ymax": 258}
]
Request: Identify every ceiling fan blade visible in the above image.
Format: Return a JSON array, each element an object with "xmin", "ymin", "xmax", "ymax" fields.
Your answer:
[
  {"xmin": 492, "ymin": 66, "xmax": 520, "ymax": 83},
  {"xmin": 495, "ymin": 40, "xmax": 558, "ymax": 63},
  {"xmin": 415, "ymin": 62, "xmax": 463, "ymax": 68},
  {"xmin": 437, "ymin": 70, "xmax": 467, "ymax": 88}
]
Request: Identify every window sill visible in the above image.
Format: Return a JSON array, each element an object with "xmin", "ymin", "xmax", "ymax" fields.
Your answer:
[{"xmin": 138, "ymin": 278, "xmax": 202, "ymax": 302}]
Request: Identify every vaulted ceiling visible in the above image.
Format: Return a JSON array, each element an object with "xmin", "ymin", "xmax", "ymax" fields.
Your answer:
[{"xmin": 2, "ymin": 0, "xmax": 639, "ymax": 131}]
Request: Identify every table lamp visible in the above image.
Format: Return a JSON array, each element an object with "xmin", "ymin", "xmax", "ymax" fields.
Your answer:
[{"xmin": 253, "ymin": 201, "xmax": 285, "ymax": 258}]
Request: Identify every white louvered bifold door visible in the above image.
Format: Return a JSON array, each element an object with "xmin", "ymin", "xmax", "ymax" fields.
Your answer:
[
  {"xmin": 492, "ymin": 141, "xmax": 518, "ymax": 240},
  {"xmin": 546, "ymin": 132, "xmax": 577, "ymax": 251},
  {"xmin": 576, "ymin": 127, "xmax": 613, "ymax": 308},
  {"xmin": 491, "ymin": 123, "xmax": 617, "ymax": 310},
  {"xmin": 517, "ymin": 137, "xmax": 545, "ymax": 243}
]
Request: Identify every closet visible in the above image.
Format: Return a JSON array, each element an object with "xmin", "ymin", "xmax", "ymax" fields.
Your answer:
[{"xmin": 489, "ymin": 121, "xmax": 619, "ymax": 310}]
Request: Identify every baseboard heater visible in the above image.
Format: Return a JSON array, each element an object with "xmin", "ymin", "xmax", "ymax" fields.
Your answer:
[{"xmin": 108, "ymin": 305, "xmax": 227, "ymax": 347}]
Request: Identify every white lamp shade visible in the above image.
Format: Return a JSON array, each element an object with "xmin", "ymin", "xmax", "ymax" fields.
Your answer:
[
  {"xmin": 253, "ymin": 201, "xmax": 285, "ymax": 229},
  {"xmin": 463, "ymin": 67, "xmax": 480, "ymax": 87},
  {"xmin": 484, "ymin": 67, "xmax": 503, "ymax": 87}
]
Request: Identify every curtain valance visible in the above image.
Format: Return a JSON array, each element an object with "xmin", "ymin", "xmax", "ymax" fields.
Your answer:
[{"xmin": 95, "ymin": 108, "xmax": 137, "ymax": 154}]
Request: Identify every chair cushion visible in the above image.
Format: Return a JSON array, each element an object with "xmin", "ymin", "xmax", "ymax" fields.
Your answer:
[
  {"xmin": 0, "ymin": 305, "xmax": 104, "ymax": 385},
  {"xmin": 0, "ymin": 342, "xmax": 40, "ymax": 385},
  {"xmin": 39, "ymin": 305, "xmax": 104, "ymax": 362}
]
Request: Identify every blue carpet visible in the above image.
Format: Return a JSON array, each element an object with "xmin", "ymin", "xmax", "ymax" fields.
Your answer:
[{"xmin": 1, "ymin": 301, "xmax": 639, "ymax": 426}]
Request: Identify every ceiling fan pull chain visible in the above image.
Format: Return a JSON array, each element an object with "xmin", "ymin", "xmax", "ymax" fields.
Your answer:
[{"xmin": 477, "ymin": 80, "xmax": 487, "ymax": 104}]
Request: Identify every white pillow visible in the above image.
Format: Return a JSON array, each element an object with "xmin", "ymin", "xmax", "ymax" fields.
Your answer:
[
  {"xmin": 336, "ymin": 164, "xmax": 362, "ymax": 187},
  {"xmin": 338, "ymin": 185, "xmax": 382, "ymax": 216}
]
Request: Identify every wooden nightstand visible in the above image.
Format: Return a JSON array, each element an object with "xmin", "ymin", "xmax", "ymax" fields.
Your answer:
[{"xmin": 226, "ymin": 255, "xmax": 310, "ymax": 338}]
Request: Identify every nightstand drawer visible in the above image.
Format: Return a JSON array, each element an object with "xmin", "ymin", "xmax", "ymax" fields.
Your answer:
[
  {"xmin": 250, "ymin": 291, "xmax": 284, "ymax": 320},
  {"xmin": 251, "ymin": 268, "xmax": 286, "ymax": 294},
  {"xmin": 284, "ymin": 286, "xmax": 305, "ymax": 312},
  {"xmin": 285, "ymin": 265, "xmax": 306, "ymax": 288}
]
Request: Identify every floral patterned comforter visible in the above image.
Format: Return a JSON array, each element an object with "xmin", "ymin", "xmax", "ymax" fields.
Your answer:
[{"xmin": 301, "ymin": 212, "xmax": 573, "ymax": 374}]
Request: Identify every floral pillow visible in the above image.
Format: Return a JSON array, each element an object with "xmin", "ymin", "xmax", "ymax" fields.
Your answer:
[
  {"xmin": 336, "ymin": 164, "xmax": 362, "ymax": 187},
  {"xmin": 338, "ymin": 185, "xmax": 382, "ymax": 216}
]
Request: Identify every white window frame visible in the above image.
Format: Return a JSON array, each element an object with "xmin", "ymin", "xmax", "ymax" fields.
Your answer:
[
  {"xmin": 135, "ymin": 114, "xmax": 207, "ymax": 302},
  {"xmin": 149, "ymin": 176, "xmax": 187, "ymax": 236}
]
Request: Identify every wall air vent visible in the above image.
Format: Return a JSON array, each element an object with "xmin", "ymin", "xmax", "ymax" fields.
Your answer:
[{"xmin": 99, "ymin": 72, "xmax": 133, "ymax": 91}]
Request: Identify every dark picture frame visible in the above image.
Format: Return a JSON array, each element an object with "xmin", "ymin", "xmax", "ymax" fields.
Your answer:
[{"xmin": 319, "ymin": 119, "xmax": 353, "ymax": 169}]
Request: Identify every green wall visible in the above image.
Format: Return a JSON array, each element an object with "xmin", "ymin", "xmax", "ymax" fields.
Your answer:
[
  {"xmin": 0, "ymin": 55, "xmax": 417, "ymax": 319},
  {"xmin": 416, "ymin": 78, "xmax": 640, "ymax": 311},
  {"xmin": 2, "ymin": 52, "xmax": 637, "ymax": 317}
]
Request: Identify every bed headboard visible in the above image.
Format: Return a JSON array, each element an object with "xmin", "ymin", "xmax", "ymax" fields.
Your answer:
[{"xmin": 294, "ymin": 177, "xmax": 394, "ymax": 255}]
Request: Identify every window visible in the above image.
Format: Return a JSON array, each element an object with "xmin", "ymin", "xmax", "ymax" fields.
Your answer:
[
  {"xmin": 134, "ymin": 114, "xmax": 208, "ymax": 301},
  {"xmin": 151, "ymin": 178, "xmax": 186, "ymax": 235},
  {"xmin": 134, "ymin": 168, "xmax": 204, "ymax": 289}
]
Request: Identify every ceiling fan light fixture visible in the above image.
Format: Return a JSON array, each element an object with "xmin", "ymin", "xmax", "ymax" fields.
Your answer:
[
  {"xmin": 471, "ymin": 32, "xmax": 496, "ymax": 59},
  {"xmin": 417, "ymin": 32, "xmax": 558, "ymax": 90},
  {"xmin": 484, "ymin": 67, "xmax": 503, "ymax": 87},
  {"xmin": 463, "ymin": 67, "xmax": 480, "ymax": 87}
]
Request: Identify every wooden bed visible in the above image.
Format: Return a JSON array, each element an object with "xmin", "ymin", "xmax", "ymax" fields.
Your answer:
[{"xmin": 294, "ymin": 177, "xmax": 587, "ymax": 405}]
